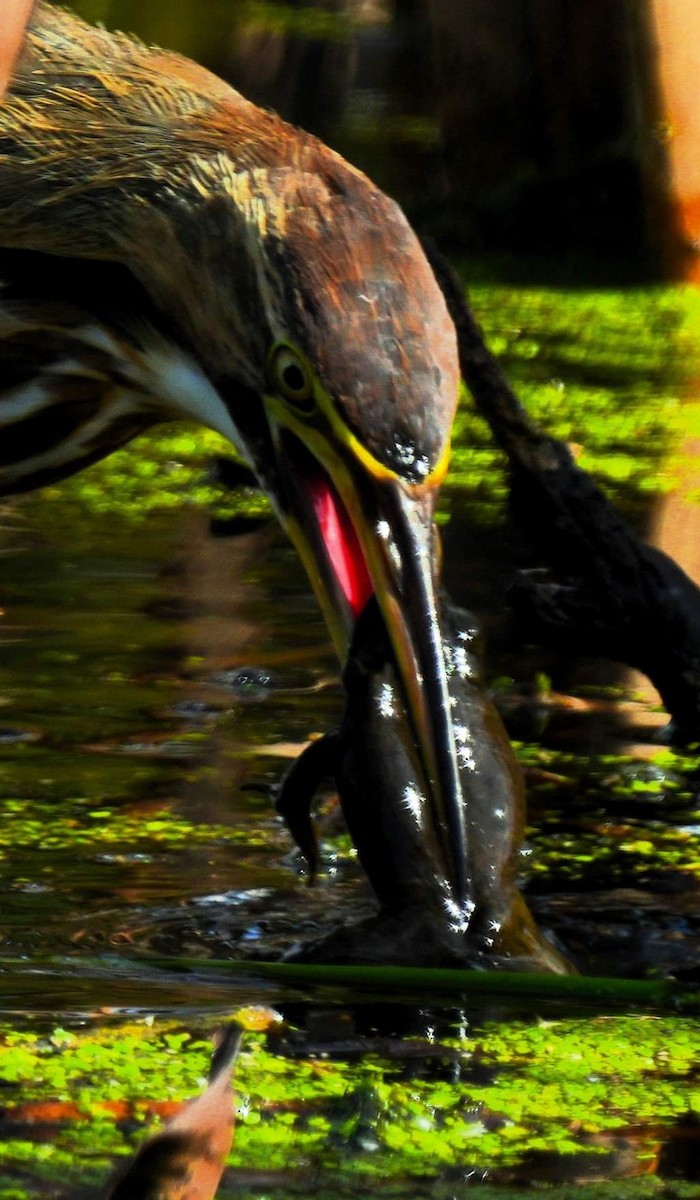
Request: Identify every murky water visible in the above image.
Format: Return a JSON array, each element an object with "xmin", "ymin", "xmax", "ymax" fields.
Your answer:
[
  {"xmin": 1, "ymin": 480, "xmax": 700, "ymax": 1198},
  {"xmin": 1, "ymin": 1, "xmax": 700, "ymax": 1196},
  {"xmin": 0, "ymin": 501, "xmax": 350, "ymax": 963}
]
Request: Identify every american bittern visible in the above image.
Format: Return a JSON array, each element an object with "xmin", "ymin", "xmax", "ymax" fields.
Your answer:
[{"xmin": 0, "ymin": 4, "xmax": 469, "ymax": 908}]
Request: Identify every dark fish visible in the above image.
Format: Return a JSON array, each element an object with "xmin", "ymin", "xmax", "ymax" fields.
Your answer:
[
  {"xmin": 436, "ymin": 596, "xmax": 570, "ymax": 970},
  {"xmin": 278, "ymin": 597, "xmax": 570, "ymax": 971}
]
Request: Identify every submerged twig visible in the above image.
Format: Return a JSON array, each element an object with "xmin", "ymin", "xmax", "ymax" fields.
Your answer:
[{"xmin": 140, "ymin": 955, "xmax": 700, "ymax": 1014}]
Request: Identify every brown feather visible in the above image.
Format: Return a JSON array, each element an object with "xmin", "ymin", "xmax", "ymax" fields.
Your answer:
[{"xmin": 0, "ymin": 2, "xmax": 458, "ymax": 482}]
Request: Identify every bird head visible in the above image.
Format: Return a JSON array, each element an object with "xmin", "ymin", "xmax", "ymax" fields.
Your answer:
[
  {"xmin": 0, "ymin": 2, "xmax": 468, "ymax": 908},
  {"xmin": 187, "ymin": 162, "xmax": 468, "ymax": 906}
]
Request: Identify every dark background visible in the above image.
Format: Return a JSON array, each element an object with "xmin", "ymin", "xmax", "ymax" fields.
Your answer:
[{"xmin": 67, "ymin": 0, "xmax": 685, "ymax": 279}]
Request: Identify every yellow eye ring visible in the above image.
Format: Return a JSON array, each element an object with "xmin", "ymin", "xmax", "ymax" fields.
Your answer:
[{"xmin": 268, "ymin": 345, "xmax": 315, "ymax": 413}]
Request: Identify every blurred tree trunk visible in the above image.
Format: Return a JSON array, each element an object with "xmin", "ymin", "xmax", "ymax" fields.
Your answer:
[
  {"xmin": 420, "ymin": 0, "xmax": 650, "ymax": 255},
  {"xmin": 642, "ymin": 0, "xmax": 700, "ymax": 280},
  {"xmin": 224, "ymin": 0, "xmax": 357, "ymax": 139}
]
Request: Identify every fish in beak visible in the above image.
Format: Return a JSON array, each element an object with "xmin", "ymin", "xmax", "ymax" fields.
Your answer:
[
  {"xmin": 273, "ymin": 590, "xmax": 573, "ymax": 971},
  {"xmin": 266, "ymin": 410, "xmax": 471, "ymax": 916}
]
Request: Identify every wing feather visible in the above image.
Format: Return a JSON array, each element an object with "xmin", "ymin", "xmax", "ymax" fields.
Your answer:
[
  {"xmin": 0, "ymin": 308, "xmax": 156, "ymax": 493},
  {"xmin": 0, "ymin": 248, "xmax": 245, "ymax": 494}
]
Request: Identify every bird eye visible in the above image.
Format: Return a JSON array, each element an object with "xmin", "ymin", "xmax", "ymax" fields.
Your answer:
[{"xmin": 269, "ymin": 346, "xmax": 315, "ymax": 413}]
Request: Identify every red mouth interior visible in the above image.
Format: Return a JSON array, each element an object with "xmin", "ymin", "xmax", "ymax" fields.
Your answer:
[{"xmin": 305, "ymin": 474, "xmax": 374, "ymax": 618}]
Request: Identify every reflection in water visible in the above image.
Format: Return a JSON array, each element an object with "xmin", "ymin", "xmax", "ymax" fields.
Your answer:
[{"xmin": 0, "ymin": 495, "xmax": 362, "ymax": 962}]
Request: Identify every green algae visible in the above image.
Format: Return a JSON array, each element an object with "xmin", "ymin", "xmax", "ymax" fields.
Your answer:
[
  {"xmin": 0, "ymin": 1013, "xmax": 698, "ymax": 1199},
  {"xmin": 18, "ymin": 426, "xmax": 272, "ymax": 528},
  {"xmin": 512, "ymin": 742, "xmax": 700, "ymax": 886},
  {"xmin": 447, "ymin": 281, "xmax": 700, "ymax": 522},
  {"xmin": 0, "ymin": 796, "xmax": 240, "ymax": 857}
]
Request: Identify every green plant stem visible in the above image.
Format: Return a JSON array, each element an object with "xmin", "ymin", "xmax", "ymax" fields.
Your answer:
[
  {"xmin": 1, "ymin": 954, "xmax": 697, "ymax": 1014},
  {"xmin": 140, "ymin": 956, "xmax": 700, "ymax": 1013}
]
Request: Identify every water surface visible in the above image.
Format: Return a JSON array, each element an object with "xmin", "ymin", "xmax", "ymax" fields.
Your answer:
[{"xmin": 1, "ymin": 452, "xmax": 700, "ymax": 1197}]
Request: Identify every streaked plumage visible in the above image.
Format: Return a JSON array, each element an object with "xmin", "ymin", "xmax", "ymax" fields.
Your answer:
[
  {"xmin": 0, "ymin": 3, "xmax": 456, "ymax": 489},
  {"xmin": 0, "ymin": 4, "xmax": 472, "ymax": 910}
]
